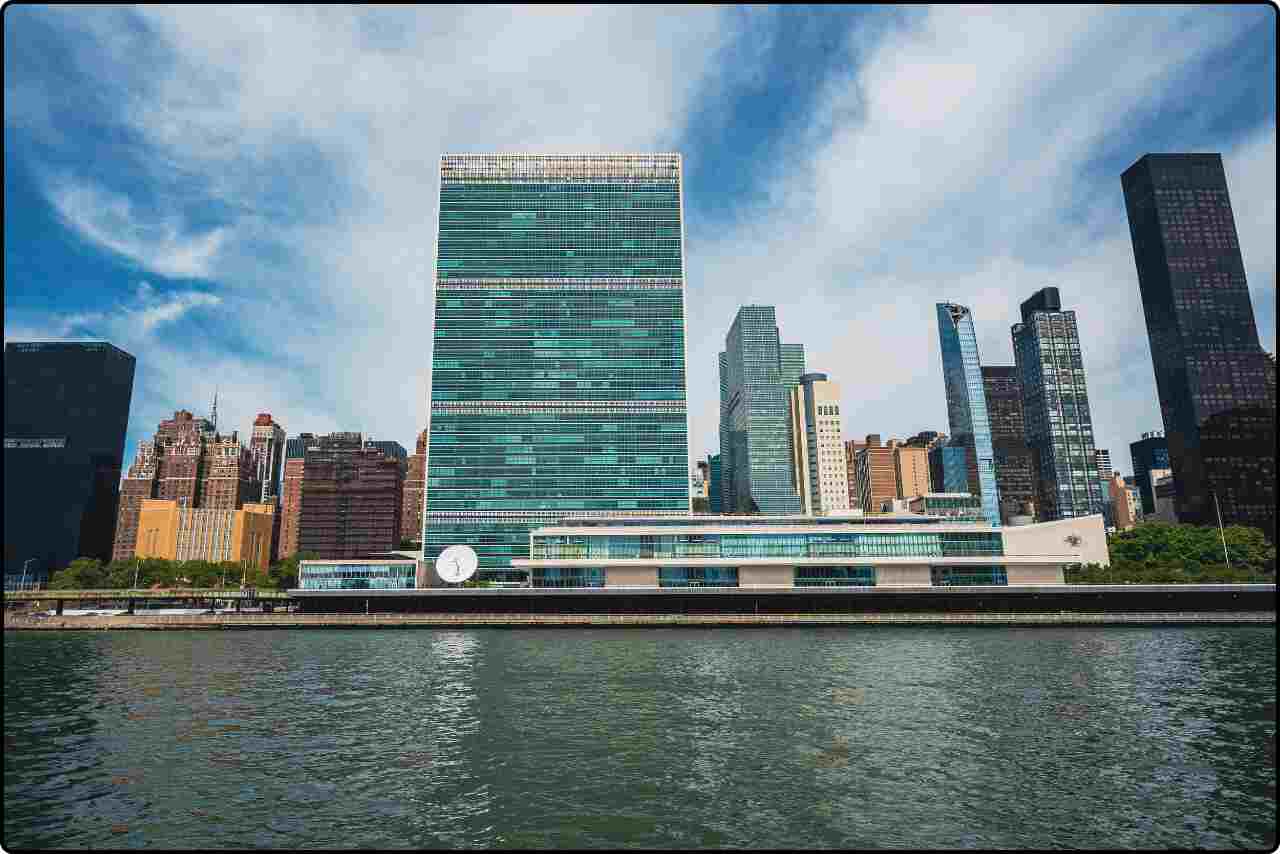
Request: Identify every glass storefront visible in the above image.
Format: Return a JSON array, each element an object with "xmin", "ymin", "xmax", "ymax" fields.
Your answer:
[{"xmin": 299, "ymin": 562, "xmax": 416, "ymax": 590}]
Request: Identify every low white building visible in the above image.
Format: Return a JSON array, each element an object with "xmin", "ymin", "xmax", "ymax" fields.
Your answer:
[{"xmin": 512, "ymin": 513, "xmax": 1108, "ymax": 588}]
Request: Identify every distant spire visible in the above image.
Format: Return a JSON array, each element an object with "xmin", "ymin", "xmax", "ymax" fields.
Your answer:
[{"xmin": 210, "ymin": 389, "xmax": 219, "ymax": 436}]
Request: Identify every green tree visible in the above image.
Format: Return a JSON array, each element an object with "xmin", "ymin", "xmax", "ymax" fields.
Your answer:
[{"xmin": 48, "ymin": 557, "xmax": 108, "ymax": 590}]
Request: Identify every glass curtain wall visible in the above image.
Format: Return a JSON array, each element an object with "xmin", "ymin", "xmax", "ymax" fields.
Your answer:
[
  {"xmin": 936, "ymin": 303, "xmax": 1002, "ymax": 526},
  {"xmin": 425, "ymin": 155, "xmax": 691, "ymax": 582}
]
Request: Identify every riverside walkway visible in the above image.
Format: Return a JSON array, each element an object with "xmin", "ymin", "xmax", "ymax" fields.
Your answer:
[{"xmin": 5, "ymin": 610, "xmax": 1275, "ymax": 630}]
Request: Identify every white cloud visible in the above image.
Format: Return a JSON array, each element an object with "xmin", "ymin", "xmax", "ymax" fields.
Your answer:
[
  {"xmin": 685, "ymin": 5, "xmax": 1275, "ymax": 477},
  {"xmin": 8, "ymin": 5, "xmax": 1274, "ymax": 483},
  {"xmin": 46, "ymin": 178, "xmax": 229, "ymax": 279}
]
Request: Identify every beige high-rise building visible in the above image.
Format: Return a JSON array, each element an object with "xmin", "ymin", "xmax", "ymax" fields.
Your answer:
[
  {"xmin": 789, "ymin": 373, "xmax": 850, "ymax": 515},
  {"xmin": 894, "ymin": 445, "xmax": 930, "ymax": 500}
]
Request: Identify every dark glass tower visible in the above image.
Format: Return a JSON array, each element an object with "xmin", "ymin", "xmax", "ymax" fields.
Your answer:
[
  {"xmin": 719, "ymin": 305, "xmax": 804, "ymax": 514},
  {"xmin": 4, "ymin": 341, "xmax": 136, "ymax": 584},
  {"xmin": 425, "ymin": 154, "xmax": 690, "ymax": 582},
  {"xmin": 1128, "ymin": 431, "xmax": 1170, "ymax": 516},
  {"xmin": 1011, "ymin": 288, "xmax": 1104, "ymax": 521},
  {"xmin": 982, "ymin": 366, "xmax": 1037, "ymax": 523},
  {"xmin": 1121, "ymin": 153, "xmax": 1276, "ymax": 539}
]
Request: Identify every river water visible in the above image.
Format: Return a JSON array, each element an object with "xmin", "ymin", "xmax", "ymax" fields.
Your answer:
[{"xmin": 4, "ymin": 627, "xmax": 1276, "ymax": 849}]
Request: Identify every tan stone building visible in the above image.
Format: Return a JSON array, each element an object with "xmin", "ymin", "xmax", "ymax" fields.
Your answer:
[
  {"xmin": 134, "ymin": 498, "xmax": 275, "ymax": 570},
  {"xmin": 789, "ymin": 374, "xmax": 849, "ymax": 515},
  {"xmin": 893, "ymin": 445, "xmax": 931, "ymax": 500}
]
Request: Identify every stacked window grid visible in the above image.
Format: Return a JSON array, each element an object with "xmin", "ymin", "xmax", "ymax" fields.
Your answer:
[{"xmin": 425, "ymin": 154, "xmax": 690, "ymax": 582}]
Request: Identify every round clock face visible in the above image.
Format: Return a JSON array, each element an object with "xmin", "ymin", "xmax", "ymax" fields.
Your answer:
[{"xmin": 436, "ymin": 545, "xmax": 478, "ymax": 583}]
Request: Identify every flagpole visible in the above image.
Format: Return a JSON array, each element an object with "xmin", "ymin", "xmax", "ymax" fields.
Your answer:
[{"xmin": 1214, "ymin": 491, "xmax": 1231, "ymax": 570}]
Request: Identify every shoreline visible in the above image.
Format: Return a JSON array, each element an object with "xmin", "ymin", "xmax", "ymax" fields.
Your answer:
[{"xmin": 5, "ymin": 611, "xmax": 1275, "ymax": 630}]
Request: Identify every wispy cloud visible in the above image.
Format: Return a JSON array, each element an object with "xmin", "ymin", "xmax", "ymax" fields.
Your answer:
[
  {"xmin": 45, "ymin": 178, "xmax": 229, "ymax": 279},
  {"xmin": 4, "ymin": 6, "xmax": 1274, "ymax": 480}
]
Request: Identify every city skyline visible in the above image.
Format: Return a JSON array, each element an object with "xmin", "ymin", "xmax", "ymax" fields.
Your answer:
[{"xmin": 3, "ymin": 7, "xmax": 1275, "ymax": 483}]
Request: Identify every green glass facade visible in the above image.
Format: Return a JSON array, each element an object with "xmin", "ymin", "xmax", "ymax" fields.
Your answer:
[
  {"xmin": 425, "ymin": 155, "xmax": 690, "ymax": 582},
  {"xmin": 531, "ymin": 530, "xmax": 1003, "ymax": 561},
  {"xmin": 719, "ymin": 306, "xmax": 805, "ymax": 514}
]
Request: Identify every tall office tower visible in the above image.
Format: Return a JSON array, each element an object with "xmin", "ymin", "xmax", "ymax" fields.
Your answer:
[
  {"xmin": 707, "ymin": 454, "xmax": 722, "ymax": 514},
  {"xmin": 1121, "ymin": 153, "xmax": 1276, "ymax": 539},
  {"xmin": 278, "ymin": 436, "xmax": 308, "ymax": 559},
  {"xmin": 936, "ymin": 303, "xmax": 1002, "ymax": 525},
  {"xmin": 426, "ymin": 154, "xmax": 690, "ymax": 581},
  {"xmin": 113, "ymin": 409, "xmax": 217, "ymax": 561},
  {"xmin": 1011, "ymin": 287, "xmax": 1104, "ymax": 521},
  {"xmin": 249, "ymin": 413, "xmax": 286, "ymax": 502},
  {"xmin": 719, "ymin": 306, "xmax": 804, "ymax": 514},
  {"xmin": 296, "ymin": 432, "xmax": 404, "ymax": 559},
  {"xmin": 199, "ymin": 432, "xmax": 256, "ymax": 510},
  {"xmin": 854, "ymin": 435, "xmax": 899, "ymax": 513},
  {"xmin": 982, "ymin": 366, "xmax": 1038, "ymax": 523},
  {"xmin": 894, "ymin": 445, "xmax": 931, "ymax": 500},
  {"xmin": 843, "ymin": 439, "xmax": 864, "ymax": 508},
  {"xmin": 4, "ymin": 341, "xmax": 136, "ymax": 584},
  {"xmin": 789, "ymin": 373, "xmax": 850, "ymax": 515},
  {"xmin": 401, "ymin": 429, "xmax": 428, "ymax": 547},
  {"xmin": 1128, "ymin": 431, "xmax": 1170, "ymax": 516}
]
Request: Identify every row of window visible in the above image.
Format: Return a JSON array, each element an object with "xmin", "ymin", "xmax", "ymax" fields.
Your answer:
[
  {"xmin": 530, "ymin": 531, "xmax": 1004, "ymax": 560},
  {"xmin": 524, "ymin": 566, "xmax": 1012, "ymax": 588}
]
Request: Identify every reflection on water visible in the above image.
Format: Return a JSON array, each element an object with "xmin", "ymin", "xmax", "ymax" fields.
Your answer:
[{"xmin": 4, "ymin": 627, "xmax": 1276, "ymax": 849}]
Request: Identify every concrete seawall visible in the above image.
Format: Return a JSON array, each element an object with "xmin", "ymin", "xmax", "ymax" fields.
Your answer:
[{"xmin": 5, "ymin": 611, "xmax": 1275, "ymax": 630}]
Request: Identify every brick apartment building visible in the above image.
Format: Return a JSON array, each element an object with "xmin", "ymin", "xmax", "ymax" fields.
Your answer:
[{"xmin": 112, "ymin": 410, "xmax": 259, "ymax": 561}]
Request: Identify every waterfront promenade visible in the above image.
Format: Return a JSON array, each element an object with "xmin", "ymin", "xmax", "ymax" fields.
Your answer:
[{"xmin": 5, "ymin": 610, "xmax": 1275, "ymax": 630}]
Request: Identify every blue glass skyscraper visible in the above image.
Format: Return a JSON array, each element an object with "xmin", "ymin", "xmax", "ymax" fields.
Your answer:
[
  {"xmin": 719, "ymin": 306, "xmax": 804, "ymax": 514},
  {"xmin": 936, "ymin": 303, "xmax": 1002, "ymax": 526},
  {"xmin": 424, "ymin": 154, "xmax": 691, "ymax": 582}
]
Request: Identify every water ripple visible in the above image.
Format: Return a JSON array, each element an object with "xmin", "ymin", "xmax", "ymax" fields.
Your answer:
[{"xmin": 4, "ymin": 626, "xmax": 1276, "ymax": 849}]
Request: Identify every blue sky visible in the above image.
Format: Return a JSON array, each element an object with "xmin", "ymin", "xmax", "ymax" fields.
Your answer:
[{"xmin": 4, "ymin": 5, "xmax": 1276, "ymax": 478}]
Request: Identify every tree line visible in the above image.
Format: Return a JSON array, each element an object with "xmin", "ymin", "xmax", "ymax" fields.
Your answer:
[
  {"xmin": 1066, "ymin": 522, "xmax": 1276, "ymax": 584},
  {"xmin": 46, "ymin": 552, "xmax": 321, "ymax": 591}
]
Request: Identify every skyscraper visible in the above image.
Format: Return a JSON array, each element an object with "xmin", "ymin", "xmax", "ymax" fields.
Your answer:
[
  {"xmin": 1129, "ymin": 431, "xmax": 1170, "ymax": 516},
  {"xmin": 425, "ymin": 154, "xmax": 690, "ymax": 582},
  {"xmin": 788, "ymin": 373, "xmax": 850, "ymax": 515},
  {"xmin": 1121, "ymin": 153, "xmax": 1276, "ymax": 539},
  {"xmin": 1011, "ymin": 287, "xmax": 1104, "ymax": 521},
  {"xmin": 936, "ymin": 303, "xmax": 1001, "ymax": 525},
  {"xmin": 719, "ymin": 306, "xmax": 804, "ymax": 514},
  {"xmin": 249, "ymin": 413, "xmax": 286, "ymax": 503},
  {"xmin": 982, "ymin": 366, "xmax": 1037, "ymax": 523},
  {"xmin": 4, "ymin": 341, "xmax": 135, "ymax": 583}
]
